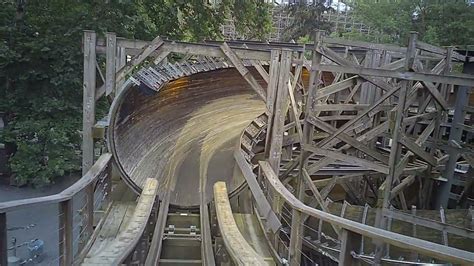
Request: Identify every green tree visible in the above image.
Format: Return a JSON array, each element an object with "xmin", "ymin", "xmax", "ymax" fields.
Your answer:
[
  {"xmin": 283, "ymin": 1, "xmax": 334, "ymax": 42},
  {"xmin": 343, "ymin": 0, "xmax": 474, "ymax": 46},
  {"xmin": 0, "ymin": 0, "xmax": 271, "ymax": 186}
]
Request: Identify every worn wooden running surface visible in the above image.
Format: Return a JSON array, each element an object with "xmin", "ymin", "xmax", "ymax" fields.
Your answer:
[
  {"xmin": 82, "ymin": 178, "xmax": 158, "ymax": 265},
  {"xmin": 214, "ymin": 181, "xmax": 271, "ymax": 265}
]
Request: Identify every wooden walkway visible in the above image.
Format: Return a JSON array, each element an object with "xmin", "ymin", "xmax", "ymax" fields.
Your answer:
[{"xmin": 82, "ymin": 178, "xmax": 158, "ymax": 265}]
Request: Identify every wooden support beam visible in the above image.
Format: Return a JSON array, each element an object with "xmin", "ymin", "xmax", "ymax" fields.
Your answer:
[
  {"xmin": 115, "ymin": 35, "xmax": 163, "ymax": 84},
  {"xmin": 304, "ymin": 145, "xmax": 389, "ymax": 174},
  {"xmin": 313, "ymin": 63, "xmax": 474, "ymax": 87},
  {"xmin": 105, "ymin": 32, "xmax": 117, "ymax": 96},
  {"xmin": 338, "ymin": 229, "xmax": 360, "ymax": 266},
  {"xmin": 399, "ymin": 135, "xmax": 437, "ymax": 166},
  {"xmin": 267, "ymin": 49, "xmax": 292, "ymax": 174},
  {"xmin": 59, "ymin": 200, "xmax": 73, "ymax": 266},
  {"xmin": 382, "ymin": 208, "xmax": 474, "ymax": 239},
  {"xmin": 314, "ymin": 76, "xmax": 358, "ymax": 100},
  {"xmin": 390, "ymin": 175, "xmax": 415, "ymax": 200},
  {"xmin": 251, "ymin": 59, "xmax": 270, "ymax": 83},
  {"xmin": 376, "ymin": 32, "xmax": 418, "ymax": 263},
  {"xmin": 82, "ymin": 30, "xmax": 97, "ymax": 175},
  {"xmin": 0, "ymin": 213, "xmax": 7, "ymax": 266},
  {"xmin": 259, "ymin": 161, "xmax": 474, "ymax": 265},
  {"xmin": 220, "ymin": 42, "xmax": 266, "ymax": 101},
  {"xmin": 421, "ymin": 81, "xmax": 449, "ymax": 110},
  {"xmin": 307, "ymin": 115, "xmax": 388, "ymax": 164},
  {"xmin": 302, "ymin": 169, "xmax": 341, "ymax": 236},
  {"xmin": 288, "ymin": 80, "xmax": 303, "ymax": 143}
]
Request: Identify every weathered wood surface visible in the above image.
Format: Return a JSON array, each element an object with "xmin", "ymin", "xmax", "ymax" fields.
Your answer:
[
  {"xmin": 259, "ymin": 161, "xmax": 474, "ymax": 264},
  {"xmin": 82, "ymin": 178, "xmax": 158, "ymax": 265},
  {"xmin": 213, "ymin": 181, "xmax": 270, "ymax": 265}
]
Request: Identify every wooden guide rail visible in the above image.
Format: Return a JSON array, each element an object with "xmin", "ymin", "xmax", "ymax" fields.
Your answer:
[
  {"xmin": 82, "ymin": 178, "xmax": 158, "ymax": 265},
  {"xmin": 0, "ymin": 153, "xmax": 112, "ymax": 266},
  {"xmin": 259, "ymin": 160, "xmax": 474, "ymax": 265},
  {"xmin": 213, "ymin": 182, "xmax": 268, "ymax": 265}
]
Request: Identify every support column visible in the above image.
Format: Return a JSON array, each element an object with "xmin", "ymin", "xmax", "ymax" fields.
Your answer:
[
  {"xmin": 375, "ymin": 32, "xmax": 417, "ymax": 263},
  {"xmin": 105, "ymin": 32, "xmax": 117, "ymax": 97},
  {"xmin": 436, "ymin": 61, "xmax": 473, "ymax": 208},
  {"xmin": 82, "ymin": 30, "xmax": 97, "ymax": 175},
  {"xmin": 289, "ymin": 30, "xmax": 323, "ymax": 266},
  {"xmin": 59, "ymin": 200, "xmax": 73, "ymax": 266}
]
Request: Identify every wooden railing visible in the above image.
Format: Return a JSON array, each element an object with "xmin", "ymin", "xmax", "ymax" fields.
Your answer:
[
  {"xmin": 258, "ymin": 160, "xmax": 474, "ymax": 265},
  {"xmin": 213, "ymin": 181, "xmax": 268, "ymax": 265},
  {"xmin": 0, "ymin": 153, "xmax": 113, "ymax": 266}
]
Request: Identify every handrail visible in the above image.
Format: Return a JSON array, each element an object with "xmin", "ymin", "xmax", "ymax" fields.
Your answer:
[
  {"xmin": 259, "ymin": 160, "xmax": 474, "ymax": 265},
  {"xmin": 213, "ymin": 182, "xmax": 268, "ymax": 265},
  {"xmin": 0, "ymin": 153, "xmax": 112, "ymax": 213}
]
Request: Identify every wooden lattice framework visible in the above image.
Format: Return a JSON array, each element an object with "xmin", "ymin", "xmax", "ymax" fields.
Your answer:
[{"xmin": 78, "ymin": 29, "xmax": 474, "ymax": 265}]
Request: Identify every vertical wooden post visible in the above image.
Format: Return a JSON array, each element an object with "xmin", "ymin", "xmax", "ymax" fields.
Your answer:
[
  {"xmin": 115, "ymin": 46, "xmax": 126, "ymax": 93},
  {"xmin": 264, "ymin": 49, "xmax": 281, "ymax": 159},
  {"xmin": 0, "ymin": 213, "xmax": 7, "ymax": 266},
  {"xmin": 105, "ymin": 32, "xmax": 117, "ymax": 97},
  {"xmin": 85, "ymin": 183, "xmax": 94, "ymax": 241},
  {"xmin": 338, "ymin": 229, "xmax": 359, "ymax": 266},
  {"xmin": 289, "ymin": 30, "xmax": 323, "ymax": 266},
  {"xmin": 82, "ymin": 30, "xmax": 97, "ymax": 175},
  {"xmin": 437, "ymin": 60, "xmax": 473, "ymax": 208},
  {"xmin": 268, "ymin": 49, "xmax": 292, "ymax": 174},
  {"xmin": 375, "ymin": 31, "xmax": 418, "ymax": 264},
  {"xmin": 59, "ymin": 200, "xmax": 73, "ymax": 266}
]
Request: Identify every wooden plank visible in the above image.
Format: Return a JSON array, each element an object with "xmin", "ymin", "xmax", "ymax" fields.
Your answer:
[
  {"xmin": 315, "ymin": 76, "xmax": 358, "ymax": 100},
  {"xmin": 323, "ymin": 37, "xmax": 407, "ymax": 54},
  {"xmin": 390, "ymin": 175, "xmax": 415, "ymax": 200},
  {"xmin": 421, "ymin": 81, "xmax": 449, "ymax": 110},
  {"xmin": 82, "ymin": 30, "xmax": 97, "ymax": 175},
  {"xmin": 338, "ymin": 229, "xmax": 359, "ymax": 265},
  {"xmin": 440, "ymin": 207, "xmax": 449, "ymax": 246},
  {"xmin": 302, "ymin": 169, "xmax": 340, "ymax": 236},
  {"xmin": 307, "ymin": 115, "xmax": 388, "ymax": 164},
  {"xmin": 313, "ymin": 63, "xmax": 474, "ymax": 87},
  {"xmin": 303, "ymin": 145, "xmax": 389, "ymax": 174},
  {"xmin": 105, "ymin": 32, "xmax": 117, "ymax": 96},
  {"xmin": 399, "ymin": 135, "xmax": 437, "ymax": 166},
  {"xmin": 264, "ymin": 50, "xmax": 280, "ymax": 157},
  {"xmin": 59, "ymin": 199, "xmax": 73, "ymax": 266},
  {"xmin": 220, "ymin": 42, "xmax": 266, "ymax": 100},
  {"xmin": 259, "ymin": 161, "xmax": 474, "ymax": 265},
  {"xmin": 84, "ymin": 178, "xmax": 158, "ymax": 265},
  {"xmin": 251, "ymin": 59, "xmax": 270, "ymax": 83},
  {"xmin": 416, "ymin": 40, "xmax": 465, "ymax": 61},
  {"xmin": 115, "ymin": 35, "xmax": 163, "ymax": 84},
  {"xmin": 380, "ymin": 32, "xmax": 417, "ymax": 220},
  {"xmin": 268, "ymin": 49, "xmax": 292, "ymax": 173},
  {"xmin": 287, "ymin": 80, "xmax": 303, "ymax": 143},
  {"xmin": 213, "ymin": 182, "xmax": 269, "ymax": 265}
]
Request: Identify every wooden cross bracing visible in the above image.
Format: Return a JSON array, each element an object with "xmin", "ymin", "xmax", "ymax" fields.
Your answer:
[{"xmin": 81, "ymin": 30, "xmax": 474, "ymax": 265}]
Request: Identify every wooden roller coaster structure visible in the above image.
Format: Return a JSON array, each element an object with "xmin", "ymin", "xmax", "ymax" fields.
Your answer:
[{"xmin": 1, "ymin": 30, "xmax": 474, "ymax": 265}]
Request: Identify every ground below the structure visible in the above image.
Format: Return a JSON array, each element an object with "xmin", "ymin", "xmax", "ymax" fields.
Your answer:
[{"xmin": 1, "ymin": 173, "xmax": 81, "ymax": 265}]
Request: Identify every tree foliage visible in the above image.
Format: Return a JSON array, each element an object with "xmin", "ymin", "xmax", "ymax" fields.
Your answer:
[
  {"xmin": 283, "ymin": 0, "xmax": 334, "ymax": 41},
  {"xmin": 342, "ymin": 0, "xmax": 474, "ymax": 46},
  {"xmin": 0, "ymin": 0, "xmax": 271, "ymax": 186}
]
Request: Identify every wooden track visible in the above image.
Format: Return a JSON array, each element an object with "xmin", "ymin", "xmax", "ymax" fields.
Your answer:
[
  {"xmin": 82, "ymin": 178, "xmax": 158, "ymax": 265},
  {"xmin": 213, "ymin": 181, "xmax": 270, "ymax": 265}
]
